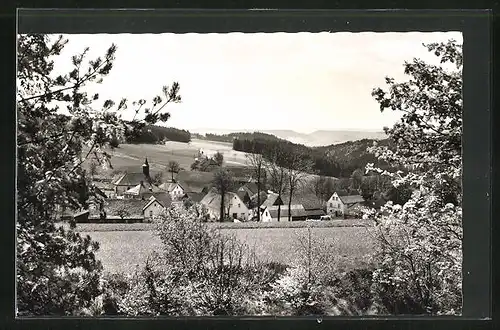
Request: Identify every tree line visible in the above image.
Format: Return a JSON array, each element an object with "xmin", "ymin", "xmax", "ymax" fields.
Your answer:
[
  {"xmin": 125, "ymin": 124, "xmax": 191, "ymax": 144},
  {"xmin": 200, "ymin": 131, "xmax": 281, "ymax": 143}
]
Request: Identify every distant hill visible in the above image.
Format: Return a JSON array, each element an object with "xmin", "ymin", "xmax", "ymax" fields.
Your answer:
[
  {"xmin": 316, "ymin": 138, "xmax": 394, "ymax": 173},
  {"xmin": 197, "ymin": 132, "xmax": 282, "ymax": 144},
  {"xmin": 233, "ymin": 132, "xmax": 396, "ymax": 178},
  {"xmin": 190, "ymin": 128, "xmax": 387, "ymax": 147}
]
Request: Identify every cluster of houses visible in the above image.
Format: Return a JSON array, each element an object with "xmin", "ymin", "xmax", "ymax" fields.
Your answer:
[{"xmin": 69, "ymin": 159, "xmax": 366, "ymax": 223}]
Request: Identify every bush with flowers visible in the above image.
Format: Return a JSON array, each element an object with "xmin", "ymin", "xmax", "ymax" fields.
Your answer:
[{"xmin": 363, "ymin": 39, "xmax": 463, "ymax": 315}]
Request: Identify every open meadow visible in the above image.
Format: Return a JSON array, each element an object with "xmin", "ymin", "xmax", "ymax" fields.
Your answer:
[
  {"xmin": 82, "ymin": 138, "xmax": 250, "ymax": 173},
  {"xmin": 83, "ymin": 139, "xmax": 338, "ymax": 186},
  {"xmin": 80, "ymin": 224, "xmax": 376, "ymax": 275}
]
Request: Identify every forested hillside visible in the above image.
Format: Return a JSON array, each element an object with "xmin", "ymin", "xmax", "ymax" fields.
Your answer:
[
  {"xmin": 125, "ymin": 124, "xmax": 191, "ymax": 144},
  {"xmin": 197, "ymin": 131, "xmax": 281, "ymax": 143},
  {"xmin": 233, "ymin": 136, "xmax": 395, "ymax": 178}
]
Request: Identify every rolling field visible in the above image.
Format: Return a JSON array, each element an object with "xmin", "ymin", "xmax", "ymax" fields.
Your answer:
[
  {"xmin": 82, "ymin": 226, "xmax": 376, "ymax": 275},
  {"xmin": 82, "ymin": 139, "xmax": 338, "ymax": 185},
  {"xmin": 83, "ymin": 139, "xmax": 250, "ymax": 173}
]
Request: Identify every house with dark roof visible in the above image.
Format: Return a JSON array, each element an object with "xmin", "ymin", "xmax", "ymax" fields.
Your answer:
[
  {"xmin": 242, "ymin": 190, "xmax": 324, "ymax": 222},
  {"xmin": 268, "ymin": 205, "xmax": 307, "ymax": 222},
  {"xmin": 326, "ymin": 192, "xmax": 365, "ymax": 218},
  {"xmin": 291, "ymin": 193, "xmax": 326, "ymax": 220},
  {"xmin": 238, "ymin": 182, "xmax": 259, "ymax": 195},
  {"xmin": 236, "ymin": 190, "xmax": 252, "ymax": 208},
  {"xmin": 237, "ymin": 185, "xmax": 253, "ymax": 197},
  {"xmin": 143, "ymin": 194, "xmax": 172, "ymax": 221},
  {"xmin": 261, "ymin": 191, "xmax": 284, "ymax": 208},
  {"xmin": 249, "ymin": 191, "xmax": 268, "ymax": 208},
  {"xmin": 123, "ymin": 181, "xmax": 165, "ymax": 200},
  {"xmin": 248, "ymin": 191, "xmax": 287, "ymax": 221},
  {"xmin": 113, "ymin": 158, "xmax": 161, "ymax": 196},
  {"xmin": 182, "ymin": 191, "xmax": 206, "ymax": 204}
]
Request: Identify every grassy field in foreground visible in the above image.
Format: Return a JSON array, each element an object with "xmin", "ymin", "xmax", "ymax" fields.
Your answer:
[
  {"xmin": 71, "ymin": 219, "xmax": 374, "ymax": 232},
  {"xmin": 82, "ymin": 226, "xmax": 376, "ymax": 275}
]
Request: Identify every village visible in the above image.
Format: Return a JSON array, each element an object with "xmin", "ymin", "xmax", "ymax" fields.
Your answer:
[
  {"xmin": 16, "ymin": 27, "xmax": 467, "ymax": 318},
  {"xmin": 67, "ymin": 149, "xmax": 367, "ymax": 224}
]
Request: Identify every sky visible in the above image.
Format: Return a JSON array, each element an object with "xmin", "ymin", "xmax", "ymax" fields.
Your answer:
[{"xmin": 51, "ymin": 32, "xmax": 462, "ymax": 134}]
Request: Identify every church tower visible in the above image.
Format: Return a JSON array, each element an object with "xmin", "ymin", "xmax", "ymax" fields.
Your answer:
[{"xmin": 142, "ymin": 158, "xmax": 150, "ymax": 178}]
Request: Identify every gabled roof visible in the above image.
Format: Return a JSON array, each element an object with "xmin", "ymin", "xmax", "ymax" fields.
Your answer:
[
  {"xmin": 123, "ymin": 184, "xmax": 142, "ymax": 196},
  {"xmin": 123, "ymin": 182, "xmax": 164, "ymax": 196},
  {"xmin": 159, "ymin": 181, "xmax": 184, "ymax": 193},
  {"xmin": 243, "ymin": 182, "xmax": 259, "ymax": 195},
  {"xmin": 339, "ymin": 195, "xmax": 365, "ymax": 205},
  {"xmin": 153, "ymin": 193, "xmax": 172, "ymax": 208},
  {"xmin": 229, "ymin": 192, "xmax": 248, "ymax": 207},
  {"xmin": 280, "ymin": 194, "xmax": 305, "ymax": 207},
  {"xmin": 236, "ymin": 190, "xmax": 250, "ymax": 204},
  {"xmin": 199, "ymin": 189, "xmax": 220, "ymax": 209},
  {"xmin": 250, "ymin": 191, "xmax": 268, "ymax": 207},
  {"xmin": 262, "ymin": 192, "xmax": 284, "ymax": 208},
  {"xmin": 333, "ymin": 190, "xmax": 351, "ymax": 197},
  {"xmin": 184, "ymin": 191, "xmax": 206, "ymax": 203},
  {"xmin": 143, "ymin": 193, "xmax": 172, "ymax": 210},
  {"xmin": 114, "ymin": 172, "xmax": 152, "ymax": 186},
  {"xmin": 237, "ymin": 185, "xmax": 253, "ymax": 196},
  {"xmin": 200, "ymin": 190, "xmax": 244, "ymax": 211},
  {"xmin": 292, "ymin": 193, "xmax": 324, "ymax": 210}
]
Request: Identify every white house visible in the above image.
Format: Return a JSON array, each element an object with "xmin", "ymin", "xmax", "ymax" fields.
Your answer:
[
  {"xmin": 143, "ymin": 194, "xmax": 173, "ymax": 221},
  {"xmin": 113, "ymin": 159, "xmax": 161, "ymax": 197},
  {"xmin": 256, "ymin": 205, "xmax": 273, "ymax": 222},
  {"xmin": 159, "ymin": 181, "xmax": 185, "ymax": 200},
  {"xmin": 200, "ymin": 189, "xmax": 251, "ymax": 221},
  {"xmin": 326, "ymin": 192, "xmax": 365, "ymax": 217},
  {"xmin": 227, "ymin": 192, "xmax": 251, "ymax": 220}
]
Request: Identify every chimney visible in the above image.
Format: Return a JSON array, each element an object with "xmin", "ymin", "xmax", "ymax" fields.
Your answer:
[{"xmin": 142, "ymin": 158, "xmax": 150, "ymax": 178}]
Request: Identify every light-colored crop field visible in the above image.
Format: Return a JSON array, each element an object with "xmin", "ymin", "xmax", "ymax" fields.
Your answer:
[
  {"xmin": 190, "ymin": 139, "xmax": 249, "ymax": 167},
  {"xmin": 82, "ymin": 226, "xmax": 376, "ymax": 275},
  {"xmin": 83, "ymin": 139, "xmax": 250, "ymax": 172}
]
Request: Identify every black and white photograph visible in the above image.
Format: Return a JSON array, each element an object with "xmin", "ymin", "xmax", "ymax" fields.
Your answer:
[{"xmin": 17, "ymin": 27, "xmax": 463, "ymax": 317}]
